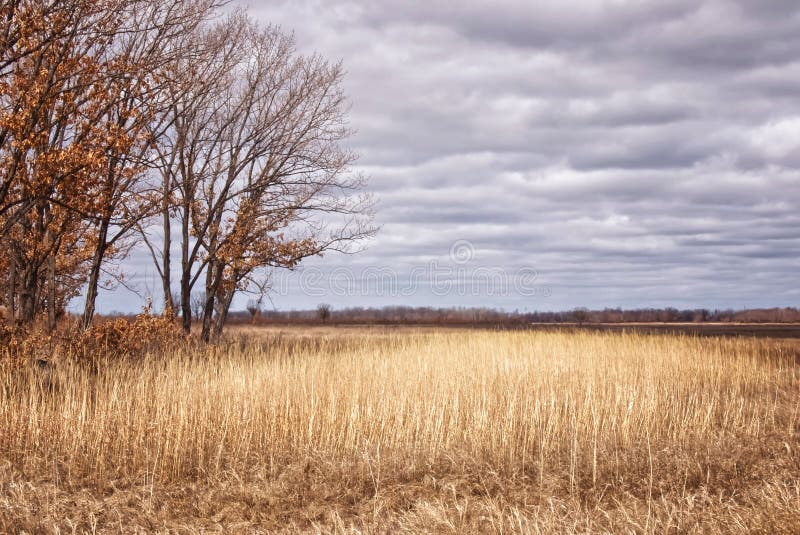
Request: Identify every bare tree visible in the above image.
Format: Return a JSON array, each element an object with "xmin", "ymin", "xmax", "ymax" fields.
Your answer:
[
  {"xmin": 317, "ymin": 303, "xmax": 332, "ymax": 323},
  {"xmin": 147, "ymin": 14, "xmax": 375, "ymax": 341},
  {"xmin": 246, "ymin": 299, "xmax": 260, "ymax": 322},
  {"xmin": 80, "ymin": 0, "xmax": 219, "ymax": 329},
  {"xmin": 190, "ymin": 291, "xmax": 206, "ymax": 321}
]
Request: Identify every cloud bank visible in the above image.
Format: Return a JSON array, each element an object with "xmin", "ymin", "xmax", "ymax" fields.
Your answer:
[{"xmin": 97, "ymin": 0, "xmax": 800, "ymax": 312}]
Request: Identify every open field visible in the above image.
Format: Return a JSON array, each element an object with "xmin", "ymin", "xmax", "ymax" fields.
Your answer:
[
  {"xmin": 236, "ymin": 321, "xmax": 800, "ymax": 339},
  {"xmin": 1, "ymin": 326, "xmax": 799, "ymax": 533},
  {"xmin": 530, "ymin": 323, "xmax": 800, "ymax": 339}
]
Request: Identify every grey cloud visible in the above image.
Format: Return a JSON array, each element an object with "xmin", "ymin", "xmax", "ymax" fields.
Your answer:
[
  {"xmin": 89, "ymin": 0, "xmax": 800, "ymax": 314},
  {"xmin": 358, "ymin": 0, "xmax": 696, "ymax": 50}
]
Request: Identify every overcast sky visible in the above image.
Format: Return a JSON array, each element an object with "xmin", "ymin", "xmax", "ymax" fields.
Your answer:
[{"xmin": 94, "ymin": 0, "xmax": 800, "ymax": 313}]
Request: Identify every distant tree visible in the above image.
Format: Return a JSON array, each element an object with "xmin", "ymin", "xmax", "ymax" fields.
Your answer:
[
  {"xmin": 572, "ymin": 307, "xmax": 589, "ymax": 324},
  {"xmin": 190, "ymin": 292, "xmax": 206, "ymax": 322},
  {"xmin": 317, "ymin": 303, "xmax": 332, "ymax": 323},
  {"xmin": 246, "ymin": 299, "xmax": 260, "ymax": 323}
]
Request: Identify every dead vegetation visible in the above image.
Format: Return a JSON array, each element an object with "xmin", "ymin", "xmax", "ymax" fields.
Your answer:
[{"xmin": 1, "ymin": 327, "xmax": 798, "ymax": 533}]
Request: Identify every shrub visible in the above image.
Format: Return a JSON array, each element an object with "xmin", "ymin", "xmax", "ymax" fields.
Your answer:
[
  {"xmin": 1, "ymin": 309, "xmax": 186, "ymax": 373},
  {"xmin": 70, "ymin": 311, "xmax": 185, "ymax": 368}
]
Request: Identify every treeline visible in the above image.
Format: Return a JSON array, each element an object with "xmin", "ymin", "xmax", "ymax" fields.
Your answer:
[
  {"xmin": 232, "ymin": 306, "xmax": 800, "ymax": 325},
  {"xmin": 525, "ymin": 307, "xmax": 800, "ymax": 324},
  {"xmin": 0, "ymin": 0, "xmax": 372, "ymax": 341}
]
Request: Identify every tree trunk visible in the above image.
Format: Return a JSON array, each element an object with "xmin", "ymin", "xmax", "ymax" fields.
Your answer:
[
  {"xmin": 200, "ymin": 261, "xmax": 223, "ymax": 343},
  {"xmin": 82, "ymin": 220, "xmax": 109, "ymax": 330},
  {"xmin": 47, "ymin": 252, "xmax": 56, "ymax": 332},
  {"xmin": 180, "ymin": 192, "xmax": 192, "ymax": 333},
  {"xmin": 212, "ymin": 286, "xmax": 235, "ymax": 339},
  {"xmin": 161, "ymin": 179, "xmax": 173, "ymax": 313},
  {"xmin": 6, "ymin": 250, "xmax": 16, "ymax": 323},
  {"xmin": 18, "ymin": 265, "xmax": 38, "ymax": 324},
  {"xmin": 180, "ymin": 267, "xmax": 192, "ymax": 334},
  {"xmin": 200, "ymin": 293, "xmax": 215, "ymax": 342}
]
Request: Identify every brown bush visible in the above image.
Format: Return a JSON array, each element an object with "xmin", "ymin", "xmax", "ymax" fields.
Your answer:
[
  {"xmin": 1, "ymin": 310, "xmax": 186, "ymax": 373},
  {"xmin": 68, "ymin": 311, "xmax": 186, "ymax": 368},
  {"xmin": 0, "ymin": 326, "xmax": 50, "ymax": 374}
]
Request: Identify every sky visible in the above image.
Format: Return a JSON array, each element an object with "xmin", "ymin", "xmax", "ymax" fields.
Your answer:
[{"xmin": 93, "ymin": 0, "xmax": 800, "ymax": 313}]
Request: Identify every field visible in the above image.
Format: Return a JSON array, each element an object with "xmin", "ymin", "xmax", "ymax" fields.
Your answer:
[{"xmin": 1, "ymin": 326, "xmax": 799, "ymax": 533}]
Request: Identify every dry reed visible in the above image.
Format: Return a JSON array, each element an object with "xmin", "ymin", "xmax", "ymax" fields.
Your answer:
[{"xmin": 1, "ymin": 327, "xmax": 798, "ymax": 533}]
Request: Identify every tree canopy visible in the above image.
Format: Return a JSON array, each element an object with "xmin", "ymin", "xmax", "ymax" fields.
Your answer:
[{"xmin": 0, "ymin": 0, "xmax": 374, "ymax": 338}]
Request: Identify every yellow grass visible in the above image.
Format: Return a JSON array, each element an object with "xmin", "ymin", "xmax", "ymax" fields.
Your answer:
[{"xmin": 1, "ymin": 327, "xmax": 799, "ymax": 533}]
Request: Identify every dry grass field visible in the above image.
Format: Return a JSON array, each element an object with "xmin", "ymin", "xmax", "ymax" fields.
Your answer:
[{"xmin": 1, "ymin": 326, "xmax": 799, "ymax": 533}]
